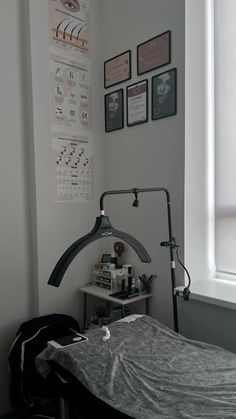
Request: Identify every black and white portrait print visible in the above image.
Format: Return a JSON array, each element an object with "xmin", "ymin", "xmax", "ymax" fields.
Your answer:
[
  {"xmin": 152, "ymin": 68, "xmax": 177, "ymax": 120},
  {"xmin": 105, "ymin": 89, "xmax": 124, "ymax": 132}
]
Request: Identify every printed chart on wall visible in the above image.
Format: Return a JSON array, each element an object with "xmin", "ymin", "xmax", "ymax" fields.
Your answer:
[
  {"xmin": 52, "ymin": 133, "xmax": 93, "ymax": 201},
  {"xmin": 48, "ymin": 0, "xmax": 93, "ymax": 202},
  {"xmin": 50, "ymin": 53, "xmax": 91, "ymax": 131},
  {"xmin": 49, "ymin": 0, "xmax": 90, "ymax": 57}
]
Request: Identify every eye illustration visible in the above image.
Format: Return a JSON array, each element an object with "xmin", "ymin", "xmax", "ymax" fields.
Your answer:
[{"xmin": 60, "ymin": 0, "xmax": 80, "ymax": 12}]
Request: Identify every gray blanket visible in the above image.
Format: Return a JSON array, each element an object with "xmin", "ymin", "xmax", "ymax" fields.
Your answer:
[{"xmin": 36, "ymin": 315, "xmax": 236, "ymax": 418}]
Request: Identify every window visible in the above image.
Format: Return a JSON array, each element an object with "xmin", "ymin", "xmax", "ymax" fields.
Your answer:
[{"xmin": 215, "ymin": 0, "xmax": 236, "ymax": 275}]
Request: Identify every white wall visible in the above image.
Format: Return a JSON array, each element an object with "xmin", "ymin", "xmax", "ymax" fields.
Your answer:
[
  {"xmin": 28, "ymin": 0, "xmax": 105, "ymax": 320},
  {"xmin": 101, "ymin": 0, "xmax": 185, "ymax": 328},
  {"xmin": 0, "ymin": 0, "xmax": 104, "ymax": 414},
  {"xmin": 0, "ymin": 0, "xmax": 186, "ymax": 414},
  {"xmin": 0, "ymin": 1, "xmax": 35, "ymax": 413}
]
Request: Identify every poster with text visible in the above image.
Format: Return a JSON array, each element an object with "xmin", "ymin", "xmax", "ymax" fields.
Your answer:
[
  {"xmin": 52, "ymin": 132, "xmax": 93, "ymax": 202},
  {"xmin": 50, "ymin": 53, "xmax": 91, "ymax": 131},
  {"xmin": 49, "ymin": 0, "xmax": 90, "ymax": 57}
]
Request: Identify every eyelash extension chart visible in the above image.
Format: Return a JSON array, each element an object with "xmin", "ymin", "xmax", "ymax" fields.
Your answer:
[
  {"xmin": 52, "ymin": 133, "xmax": 94, "ymax": 202},
  {"xmin": 49, "ymin": 0, "xmax": 90, "ymax": 56},
  {"xmin": 49, "ymin": 53, "xmax": 91, "ymax": 131}
]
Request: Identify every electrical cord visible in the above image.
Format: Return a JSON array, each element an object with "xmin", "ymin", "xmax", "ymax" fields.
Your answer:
[
  {"xmin": 160, "ymin": 238, "xmax": 191, "ymax": 300},
  {"xmin": 176, "ymin": 247, "xmax": 191, "ymax": 301}
]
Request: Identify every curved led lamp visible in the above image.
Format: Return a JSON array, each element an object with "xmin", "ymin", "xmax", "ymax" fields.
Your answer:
[
  {"xmin": 47, "ymin": 187, "xmax": 187, "ymax": 333},
  {"xmin": 48, "ymin": 214, "xmax": 151, "ymax": 288}
]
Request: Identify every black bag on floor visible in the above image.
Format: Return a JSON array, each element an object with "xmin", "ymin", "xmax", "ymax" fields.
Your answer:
[{"xmin": 8, "ymin": 313, "xmax": 81, "ymax": 418}]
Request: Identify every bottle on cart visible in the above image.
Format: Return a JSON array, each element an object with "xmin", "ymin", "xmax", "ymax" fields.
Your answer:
[
  {"xmin": 131, "ymin": 278, "xmax": 136, "ymax": 295},
  {"xmin": 135, "ymin": 277, "xmax": 141, "ymax": 293},
  {"xmin": 122, "ymin": 264, "xmax": 133, "ymax": 293},
  {"xmin": 110, "ymin": 253, "xmax": 117, "ymax": 268}
]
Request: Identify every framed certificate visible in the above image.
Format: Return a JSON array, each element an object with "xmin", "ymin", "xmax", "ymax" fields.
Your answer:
[
  {"xmin": 126, "ymin": 80, "xmax": 148, "ymax": 127},
  {"xmin": 104, "ymin": 50, "xmax": 131, "ymax": 89},
  {"xmin": 137, "ymin": 31, "xmax": 171, "ymax": 75}
]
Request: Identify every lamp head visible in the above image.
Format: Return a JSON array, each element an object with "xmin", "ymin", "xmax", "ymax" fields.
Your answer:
[
  {"xmin": 132, "ymin": 199, "xmax": 139, "ymax": 208},
  {"xmin": 48, "ymin": 215, "xmax": 151, "ymax": 287}
]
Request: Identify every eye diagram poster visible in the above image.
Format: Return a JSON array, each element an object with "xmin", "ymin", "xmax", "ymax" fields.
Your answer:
[
  {"xmin": 52, "ymin": 133, "xmax": 93, "ymax": 201},
  {"xmin": 49, "ymin": 0, "xmax": 90, "ymax": 57},
  {"xmin": 50, "ymin": 53, "xmax": 91, "ymax": 131}
]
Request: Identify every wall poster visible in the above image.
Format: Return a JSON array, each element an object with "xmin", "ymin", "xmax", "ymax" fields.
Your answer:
[
  {"xmin": 49, "ymin": 0, "xmax": 90, "ymax": 57},
  {"xmin": 48, "ymin": 0, "xmax": 93, "ymax": 202},
  {"xmin": 49, "ymin": 52, "xmax": 91, "ymax": 131},
  {"xmin": 52, "ymin": 132, "xmax": 93, "ymax": 201}
]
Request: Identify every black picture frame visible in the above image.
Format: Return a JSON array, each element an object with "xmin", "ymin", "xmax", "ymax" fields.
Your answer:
[
  {"xmin": 126, "ymin": 79, "xmax": 148, "ymax": 127},
  {"xmin": 104, "ymin": 50, "xmax": 131, "ymax": 89},
  {"xmin": 101, "ymin": 254, "xmax": 111, "ymax": 263},
  {"xmin": 105, "ymin": 88, "xmax": 124, "ymax": 132},
  {"xmin": 137, "ymin": 30, "xmax": 171, "ymax": 76},
  {"xmin": 151, "ymin": 68, "xmax": 177, "ymax": 120}
]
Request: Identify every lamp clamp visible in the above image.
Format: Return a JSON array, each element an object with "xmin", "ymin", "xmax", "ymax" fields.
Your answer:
[
  {"xmin": 183, "ymin": 287, "xmax": 190, "ymax": 301},
  {"xmin": 160, "ymin": 237, "xmax": 179, "ymax": 249},
  {"xmin": 175, "ymin": 287, "xmax": 191, "ymax": 301}
]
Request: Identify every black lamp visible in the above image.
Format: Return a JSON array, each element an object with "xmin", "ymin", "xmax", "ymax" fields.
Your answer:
[
  {"xmin": 48, "ymin": 187, "xmax": 190, "ymax": 333},
  {"xmin": 48, "ymin": 189, "xmax": 152, "ymax": 288}
]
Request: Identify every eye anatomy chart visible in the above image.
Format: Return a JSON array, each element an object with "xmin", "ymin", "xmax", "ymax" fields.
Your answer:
[
  {"xmin": 50, "ymin": 53, "xmax": 91, "ymax": 131},
  {"xmin": 52, "ymin": 133, "xmax": 93, "ymax": 201},
  {"xmin": 49, "ymin": 0, "xmax": 90, "ymax": 57}
]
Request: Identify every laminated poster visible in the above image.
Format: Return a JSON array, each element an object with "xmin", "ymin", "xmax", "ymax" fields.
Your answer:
[
  {"xmin": 49, "ymin": 53, "xmax": 91, "ymax": 131},
  {"xmin": 52, "ymin": 133, "xmax": 93, "ymax": 202},
  {"xmin": 49, "ymin": 0, "xmax": 90, "ymax": 57}
]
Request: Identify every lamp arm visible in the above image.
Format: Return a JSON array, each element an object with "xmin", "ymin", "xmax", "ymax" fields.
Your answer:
[{"xmin": 100, "ymin": 188, "xmax": 137, "ymax": 213}]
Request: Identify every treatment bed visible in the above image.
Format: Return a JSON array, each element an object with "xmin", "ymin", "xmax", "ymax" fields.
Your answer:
[{"xmin": 36, "ymin": 314, "xmax": 236, "ymax": 418}]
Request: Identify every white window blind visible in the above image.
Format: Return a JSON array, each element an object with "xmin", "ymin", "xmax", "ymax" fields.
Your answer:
[{"xmin": 215, "ymin": 0, "xmax": 236, "ymax": 274}]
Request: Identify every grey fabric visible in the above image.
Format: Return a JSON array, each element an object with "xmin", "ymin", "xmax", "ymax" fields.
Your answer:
[{"xmin": 36, "ymin": 316, "xmax": 236, "ymax": 418}]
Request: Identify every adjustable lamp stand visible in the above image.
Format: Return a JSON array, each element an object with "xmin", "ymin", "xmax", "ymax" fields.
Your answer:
[
  {"xmin": 48, "ymin": 186, "xmax": 190, "ymax": 333},
  {"xmin": 100, "ymin": 187, "xmax": 179, "ymax": 332}
]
